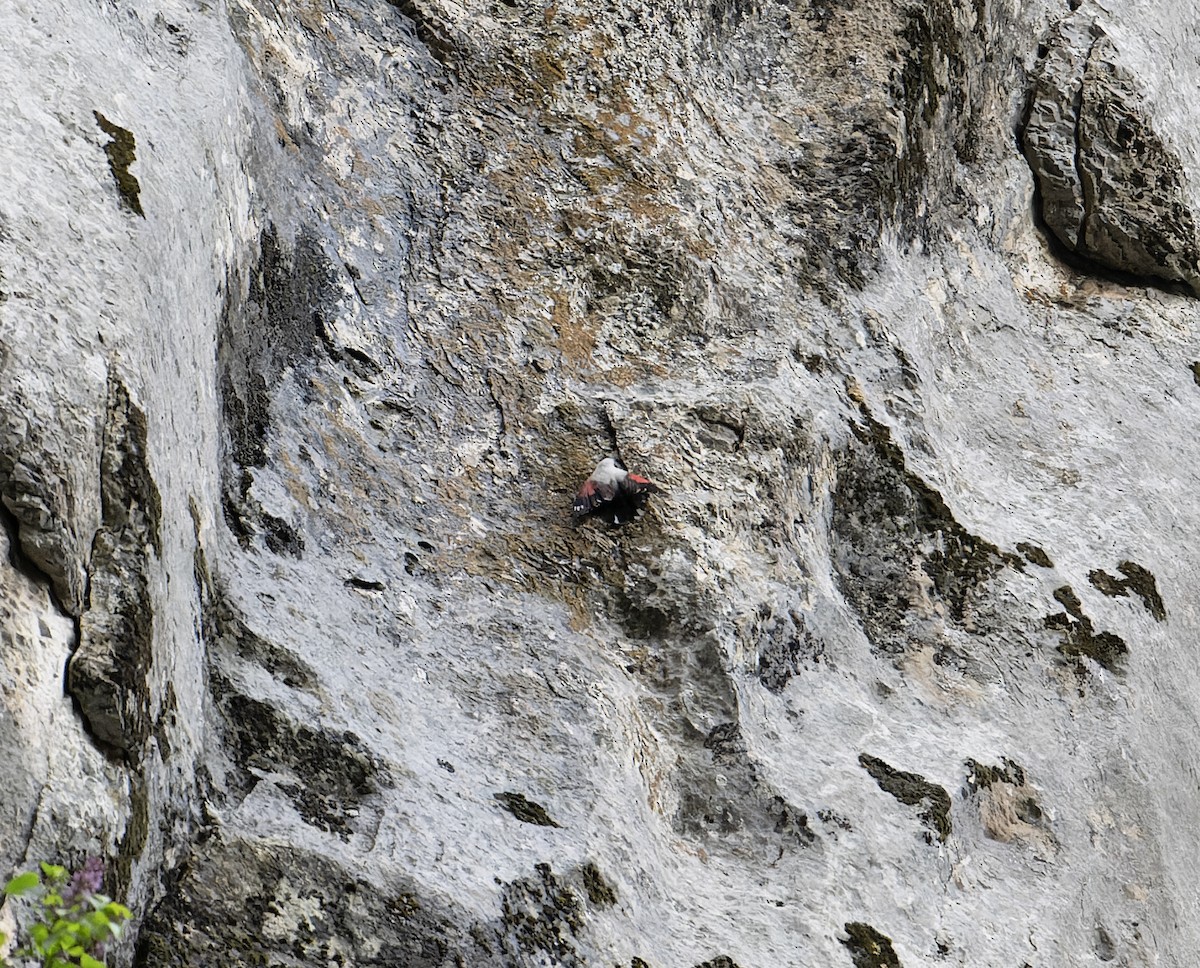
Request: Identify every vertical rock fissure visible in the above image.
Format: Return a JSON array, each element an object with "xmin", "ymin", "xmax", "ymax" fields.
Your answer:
[{"xmin": 67, "ymin": 375, "xmax": 161, "ymax": 759}]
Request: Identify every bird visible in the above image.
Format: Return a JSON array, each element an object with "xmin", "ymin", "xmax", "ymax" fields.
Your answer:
[{"xmin": 572, "ymin": 456, "xmax": 660, "ymax": 522}]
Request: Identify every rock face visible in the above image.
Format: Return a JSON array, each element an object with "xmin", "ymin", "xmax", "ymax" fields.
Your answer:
[
  {"xmin": 1023, "ymin": 12, "xmax": 1200, "ymax": 291},
  {"xmin": 5, "ymin": 0, "xmax": 1200, "ymax": 966}
]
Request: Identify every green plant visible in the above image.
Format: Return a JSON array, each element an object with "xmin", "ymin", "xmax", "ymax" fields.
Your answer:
[{"xmin": 0, "ymin": 860, "xmax": 131, "ymax": 968}]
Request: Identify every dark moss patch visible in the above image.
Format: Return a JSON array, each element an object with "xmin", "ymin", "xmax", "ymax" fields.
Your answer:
[
  {"xmin": 346, "ymin": 575, "xmax": 386, "ymax": 591},
  {"xmin": 832, "ymin": 398, "xmax": 1017, "ymax": 656},
  {"xmin": 1016, "ymin": 542, "xmax": 1053, "ymax": 568},
  {"xmin": 772, "ymin": 120, "xmax": 897, "ymax": 298},
  {"xmin": 859, "ymin": 753, "xmax": 951, "ymax": 842},
  {"xmin": 499, "ymin": 863, "xmax": 582, "ymax": 964},
  {"xmin": 1088, "ymin": 561, "xmax": 1165, "ymax": 621},
  {"xmin": 113, "ymin": 770, "xmax": 150, "ymax": 901},
  {"xmin": 494, "ymin": 792, "xmax": 561, "ymax": 828},
  {"xmin": 262, "ymin": 513, "xmax": 304, "ymax": 557},
  {"xmin": 1044, "ymin": 584, "xmax": 1128, "ymax": 670},
  {"xmin": 769, "ymin": 795, "xmax": 817, "ymax": 844},
  {"xmin": 842, "ymin": 922, "xmax": 902, "ymax": 968},
  {"xmin": 1053, "ymin": 584, "xmax": 1084, "ymax": 618},
  {"xmin": 964, "ymin": 757, "xmax": 1025, "ymax": 790},
  {"xmin": 1191, "ymin": 361, "xmax": 1200, "ymax": 386},
  {"xmin": 135, "ymin": 839, "xmax": 499, "ymax": 968},
  {"xmin": 217, "ymin": 224, "xmax": 334, "ymax": 549},
  {"xmin": 580, "ymin": 862, "xmax": 617, "ymax": 907},
  {"xmin": 94, "ymin": 112, "xmax": 144, "ymax": 216},
  {"xmin": 694, "ymin": 958, "xmax": 742, "ymax": 968},
  {"xmin": 152, "ymin": 681, "xmax": 178, "ymax": 761},
  {"xmin": 754, "ymin": 605, "xmax": 825, "ymax": 692},
  {"xmin": 100, "ymin": 378, "xmax": 162, "ymax": 556},
  {"xmin": 387, "ymin": 892, "xmax": 422, "ymax": 918},
  {"xmin": 1088, "ymin": 569, "xmax": 1126, "ymax": 598},
  {"xmin": 631, "ymin": 959, "xmax": 653, "ymax": 968},
  {"xmin": 963, "ymin": 757, "xmax": 1048, "ymax": 839},
  {"xmin": 1117, "ymin": 561, "xmax": 1166, "ymax": 620},
  {"xmin": 818, "ymin": 808, "xmax": 854, "ymax": 831},
  {"xmin": 197, "ymin": 558, "xmax": 319, "ymax": 693},
  {"xmin": 210, "ymin": 682, "xmax": 388, "ymax": 840},
  {"xmin": 610, "ymin": 590, "xmax": 674, "ymax": 640}
]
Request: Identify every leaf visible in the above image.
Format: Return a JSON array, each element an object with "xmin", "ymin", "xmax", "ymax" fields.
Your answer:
[
  {"xmin": 80, "ymin": 955, "xmax": 106, "ymax": 968},
  {"xmin": 39, "ymin": 863, "xmax": 67, "ymax": 882},
  {"xmin": 29, "ymin": 922, "xmax": 49, "ymax": 946},
  {"xmin": 3, "ymin": 872, "xmax": 39, "ymax": 896},
  {"xmin": 84, "ymin": 912, "xmax": 110, "ymax": 936},
  {"xmin": 102, "ymin": 903, "xmax": 131, "ymax": 922}
]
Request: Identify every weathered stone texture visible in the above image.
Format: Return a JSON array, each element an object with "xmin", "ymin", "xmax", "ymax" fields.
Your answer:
[
  {"xmin": 1023, "ymin": 14, "xmax": 1200, "ymax": 290},
  {"xmin": 6, "ymin": 0, "xmax": 1200, "ymax": 966}
]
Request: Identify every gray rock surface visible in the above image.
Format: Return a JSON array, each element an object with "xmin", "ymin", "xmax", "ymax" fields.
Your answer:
[
  {"xmin": 4, "ymin": 0, "xmax": 1200, "ymax": 966},
  {"xmin": 1023, "ymin": 12, "xmax": 1200, "ymax": 291}
]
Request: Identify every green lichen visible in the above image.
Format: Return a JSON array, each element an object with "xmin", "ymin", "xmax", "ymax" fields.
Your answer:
[
  {"xmin": 93, "ymin": 112, "xmax": 144, "ymax": 216},
  {"xmin": 842, "ymin": 922, "xmax": 902, "ymax": 968},
  {"xmin": 859, "ymin": 753, "xmax": 952, "ymax": 842},
  {"xmin": 494, "ymin": 791, "xmax": 560, "ymax": 828},
  {"xmin": 833, "ymin": 398, "xmax": 1020, "ymax": 657},
  {"xmin": 964, "ymin": 757, "xmax": 1025, "ymax": 790},
  {"xmin": 1045, "ymin": 585, "xmax": 1128, "ymax": 670},
  {"xmin": 500, "ymin": 863, "xmax": 582, "ymax": 962},
  {"xmin": 113, "ymin": 771, "xmax": 150, "ymax": 901},
  {"xmin": 1088, "ymin": 569, "xmax": 1127, "ymax": 598},
  {"xmin": 1088, "ymin": 561, "xmax": 1165, "ymax": 621},
  {"xmin": 1016, "ymin": 542, "xmax": 1053, "ymax": 568},
  {"xmin": 580, "ymin": 862, "xmax": 617, "ymax": 907},
  {"xmin": 388, "ymin": 892, "xmax": 421, "ymax": 917}
]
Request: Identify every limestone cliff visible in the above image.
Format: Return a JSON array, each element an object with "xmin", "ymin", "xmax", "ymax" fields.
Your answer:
[{"xmin": 3, "ymin": 0, "xmax": 1200, "ymax": 965}]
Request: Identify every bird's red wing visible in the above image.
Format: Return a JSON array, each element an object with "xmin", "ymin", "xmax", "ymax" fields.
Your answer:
[
  {"xmin": 622, "ymin": 473, "xmax": 659, "ymax": 495},
  {"xmin": 573, "ymin": 480, "xmax": 598, "ymax": 516},
  {"xmin": 574, "ymin": 480, "xmax": 620, "ymax": 516}
]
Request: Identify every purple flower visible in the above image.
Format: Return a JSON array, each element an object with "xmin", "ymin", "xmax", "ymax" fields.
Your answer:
[{"xmin": 64, "ymin": 857, "xmax": 105, "ymax": 903}]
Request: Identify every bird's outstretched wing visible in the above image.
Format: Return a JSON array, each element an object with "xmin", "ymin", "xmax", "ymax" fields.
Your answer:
[
  {"xmin": 572, "ymin": 480, "xmax": 597, "ymax": 516},
  {"xmin": 621, "ymin": 473, "xmax": 659, "ymax": 496},
  {"xmin": 573, "ymin": 480, "xmax": 620, "ymax": 517}
]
